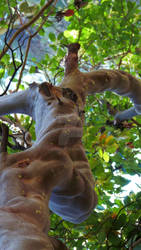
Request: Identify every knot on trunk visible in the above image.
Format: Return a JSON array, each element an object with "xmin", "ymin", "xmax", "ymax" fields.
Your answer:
[{"xmin": 62, "ymin": 88, "xmax": 78, "ymax": 103}]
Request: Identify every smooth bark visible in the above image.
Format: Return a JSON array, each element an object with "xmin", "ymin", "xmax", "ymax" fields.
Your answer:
[{"xmin": 0, "ymin": 43, "xmax": 141, "ymax": 249}]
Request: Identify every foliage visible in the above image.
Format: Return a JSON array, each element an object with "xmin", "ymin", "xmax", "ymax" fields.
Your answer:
[{"xmin": 0, "ymin": 0, "xmax": 141, "ymax": 249}]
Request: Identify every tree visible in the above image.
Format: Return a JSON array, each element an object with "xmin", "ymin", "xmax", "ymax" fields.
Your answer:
[{"xmin": 0, "ymin": 0, "xmax": 141, "ymax": 249}]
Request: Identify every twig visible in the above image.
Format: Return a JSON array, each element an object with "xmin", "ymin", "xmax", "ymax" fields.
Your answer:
[
  {"xmin": 0, "ymin": 0, "xmax": 56, "ymax": 60},
  {"xmin": 15, "ymin": 0, "xmax": 58, "ymax": 91},
  {"xmin": 129, "ymin": 238, "xmax": 141, "ymax": 250},
  {"xmin": 16, "ymin": 36, "xmax": 32, "ymax": 91},
  {"xmin": 2, "ymin": 0, "xmax": 55, "ymax": 94},
  {"xmin": 0, "ymin": 44, "xmax": 23, "ymax": 96},
  {"xmin": 0, "ymin": 10, "xmax": 24, "ymax": 96},
  {"xmin": 106, "ymin": 200, "xmax": 139, "ymax": 244},
  {"xmin": 14, "ymin": 35, "xmax": 29, "ymax": 51},
  {"xmin": 7, "ymin": 139, "xmax": 26, "ymax": 151},
  {"xmin": 6, "ymin": 0, "xmax": 13, "ymax": 18},
  {"xmin": 131, "ymin": 118, "xmax": 141, "ymax": 127},
  {"xmin": 0, "ymin": 116, "xmax": 26, "ymax": 134},
  {"xmin": 14, "ymin": 114, "xmax": 32, "ymax": 147},
  {"xmin": 53, "ymin": 69, "xmax": 64, "ymax": 85},
  {"xmin": 7, "ymin": 141, "xmax": 24, "ymax": 150}
]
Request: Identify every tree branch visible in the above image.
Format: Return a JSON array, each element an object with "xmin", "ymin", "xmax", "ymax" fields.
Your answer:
[
  {"xmin": 0, "ymin": 115, "xmax": 32, "ymax": 148},
  {"xmin": 15, "ymin": 36, "xmax": 32, "ymax": 91},
  {"xmin": 0, "ymin": 9, "xmax": 24, "ymax": 96},
  {"xmin": 0, "ymin": 0, "xmax": 56, "ymax": 60},
  {"xmin": 0, "ymin": 123, "xmax": 9, "ymax": 153},
  {"xmin": 129, "ymin": 238, "xmax": 141, "ymax": 250},
  {"xmin": 83, "ymin": 69, "xmax": 141, "ymax": 119},
  {"xmin": 15, "ymin": 1, "xmax": 57, "ymax": 91},
  {"xmin": 131, "ymin": 118, "xmax": 141, "ymax": 127}
]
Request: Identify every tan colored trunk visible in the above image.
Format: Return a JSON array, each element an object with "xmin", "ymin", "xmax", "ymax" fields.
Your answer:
[{"xmin": 0, "ymin": 43, "xmax": 141, "ymax": 249}]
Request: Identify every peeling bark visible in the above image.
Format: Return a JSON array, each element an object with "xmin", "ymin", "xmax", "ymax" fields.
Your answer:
[{"xmin": 0, "ymin": 43, "xmax": 141, "ymax": 249}]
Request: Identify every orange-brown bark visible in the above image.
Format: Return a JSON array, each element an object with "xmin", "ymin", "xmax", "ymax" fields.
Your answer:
[{"xmin": 0, "ymin": 43, "xmax": 141, "ymax": 249}]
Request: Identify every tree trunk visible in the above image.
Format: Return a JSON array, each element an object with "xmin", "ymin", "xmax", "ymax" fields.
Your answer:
[
  {"xmin": 0, "ymin": 81, "xmax": 97, "ymax": 249},
  {"xmin": 0, "ymin": 43, "xmax": 141, "ymax": 249}
]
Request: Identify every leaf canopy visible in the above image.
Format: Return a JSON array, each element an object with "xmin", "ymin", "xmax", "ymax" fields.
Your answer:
[{"xmin": 0, "ymin": 0, "xmax": 141, "ymax": 249}]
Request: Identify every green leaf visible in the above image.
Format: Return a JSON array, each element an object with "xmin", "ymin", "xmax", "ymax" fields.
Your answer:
[
  {"xmin": 1, "ymin": 1, "xmax": 141, "ymax": 249},
  {"xmin": 19, "ymin": 1, "xmax": 38, "ymax": 14},
  {"xmin": 39, "ymin": 28, "xmax": 45, "ymax": 36},
  {"xmin": 57, "ymin": 48, "xmax": 65, "ymax": 57},
  {"xmin": 49, "ymin": 32, "xmax": 56, "ymax": 42},
  {"xmin": 0, "ymin": 68, "xmax": 4, "ymax": 78},
  {"xmin": 57, "ymin": 32, "xmax": 64, "ymax": 40},
  {"xmin": 103, "ymin": 151, "xmax": 109, "ymax": 162},
  {"xmin": 113, "ymin": 214, "xmax": 127, "ymax": 230},
  {"xmin": 29, "ymin": 66, "xmax": 36, "ymax": 73},
  {"xmin": 124, "ymin": 196, "xmax": 131, "ymax": 205},
  {"xmin": 114, "ymin": 176, "xmax": 131, "ymax": 186},
  {"xmin": 40, "ymin": 0, "xmax": 45, "ymax": 6},
  {"xmin": 108, "ymin": 232, "xmax": 120, "ymax": 245},
  {"xmin": 1, "ymin": 54, "xmax": 10, "ymax": 65},
  {"xmin": 98, "ymin": 148, "xmax": 103, "ymax": 158},
  {"xmin": 136, "ymin": 191, "xmax": 141, "ymax": 200}
]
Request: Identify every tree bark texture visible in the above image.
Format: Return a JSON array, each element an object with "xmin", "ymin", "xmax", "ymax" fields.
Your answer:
[{"xmin": 0, "ymin": 43, "xmax": 141, "ymax": 249}]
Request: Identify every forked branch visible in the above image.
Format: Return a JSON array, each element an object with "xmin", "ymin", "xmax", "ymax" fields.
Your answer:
[
  {"xmin": 61, "ymin": 43, "xmax": 141, "ymax": 121},
  {"xmin": 0, "ymin": 0, "xmax": 56, "ymax": 60}
]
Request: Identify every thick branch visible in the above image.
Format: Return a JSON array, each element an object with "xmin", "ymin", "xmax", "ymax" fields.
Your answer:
[
  {"xmin": 83, "ymin": 69, "xmax": 141, "ymax": 120},
  {"xmin": 61, "ymin": 44, "xmax": 141, "ymax": 121},
  {"xmin": 0, "ymin": 89, "xmax": 34, "ymax": 117},
  {"xmin": 65, "ymin": 43, "xmax": 80, "ymax": 75}
]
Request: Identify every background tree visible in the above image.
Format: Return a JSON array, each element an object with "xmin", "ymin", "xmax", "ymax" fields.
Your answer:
[{"xmin": 0, "ymin": 0, "xmax": 141, "ymax": 249}]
